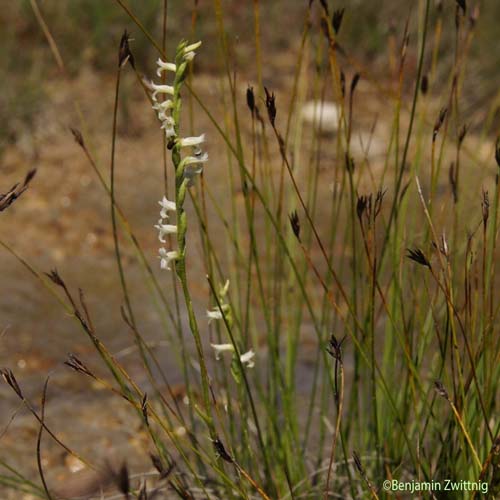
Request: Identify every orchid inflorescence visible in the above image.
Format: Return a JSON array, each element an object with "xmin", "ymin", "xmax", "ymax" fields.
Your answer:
[
  {"xmin": 152, "ymin": 41, "xmax": 209, "ymax": 271},
  {"xmin": 210, "ymin": 343, "xmax": 255, "ymax": 368},
  {"xmin": 152, "ymin": 42, "xmax": 255, "ymax": 373},
  {"xmin": 206, "ymin": 281, "xmax": 255, "ymax": 368}
]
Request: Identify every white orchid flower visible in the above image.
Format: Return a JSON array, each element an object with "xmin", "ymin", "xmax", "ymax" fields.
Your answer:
[
  {"xmin": 154, "ymin": 220, "xmax": 178, "ymax": 242},
  {"xmin": 159, "ymin": 248, "xmax": 179, "ymax": 270},
  {"xmin": 179, "ymin": 152, "xmax": 209, "ymax": 170},
  {"xmin": 156, "ymin": 58, "xmax": 177, "ymax": 76},
  {"xmin": 160, "ymin": 117, "xmax": 176, "ymax": 138},
  {"xmin": 210, "ymin": 343, "xmax": 234, "ymax": 360},
  {"xmin": 207, "ymin": 309, "xmax": 223, "ymax": 323},
  {"xmin": 153, "ymin": 99, "xmax": 174, "ymax": 114},
  {"xmin": 210, "ymin": 344, "xmax": 255, "ymax": 368},
  {"xmin": 239, "ymin": 350, "xmax": 255, "ymax": 368},
  {"xmin": 151, "ymin": 83, "xmax": 174, "ymax": 100},
  {"xmin": 177, "ymin": 134, "xmax": 205, "ymax": 148},
  {"xmin": 158, "ymin": 196, "xmax": 176, "ymax": 219}
]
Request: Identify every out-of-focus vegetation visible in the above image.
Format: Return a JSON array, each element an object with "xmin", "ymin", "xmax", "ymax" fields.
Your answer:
[{"xmin": 2, "ymin": 1, "xmax": 499, "ymax": 152}]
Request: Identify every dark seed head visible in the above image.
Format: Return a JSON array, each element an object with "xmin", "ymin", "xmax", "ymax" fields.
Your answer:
[
  {"xmin": 434, "ymin": 380, "xmax": 449, "ymax": 399},
  {"xmin": 24, "ymin": 169, "xmax": 37, "ymax": 186},
  {"xmin": 352, "ymin": 451, "xmax": 364, "ymax": 474},
  {"xmin": 326, "ymin": 334, "xmax": 345, "ymax": 362},
  {"xmin": 350, "ymin": 73, "xmax": 360, "ymax": 95},
  {"xmin": 482, "ymin": 189, "xmax": 490, "ymax": 225},
  {"xmin": 449, "ymin": 162, "xmax": 457, "ymax": 203},
  {"xmin": 150, "ymin": 454, "xmax": 164, "ymax": 475},
  {"xmin": 420, "ymin": 74, "xmax": 429, "ymax": 95},
  {"xmin": 332, "ymin": 8, "xmax": 345, "ymax": 34},
  {"xmin": 119, "ymin": 30, "xmax": 135, "ymax": 69},
  {"xmin": 138, "ymin": 482, "xmax": 148, "ymax": 500},
  {"xmin": 345, "ymin": 153, "xmax": 355, "ymax": 173},
  {"xmin": 340, "ymin": 71, "xmax": 346, "ymax": 98},
  {"xmin": 433, "ymin": 107, "xmax": 447, "ymax": 141},
  {"xmin": 455, "ymin": 0, "xmax": 466, "ymax": 15},
  {"xmin": 356, "ymin": 195, "xmax": 368, "ymax": 220},
  {"xmin": 246, "ymin": 85, "xmax": 255, "ymax": 114},
  {"xmin": 115, "ymin": 462, "xmax": 130, "ymax": 495},
  {"xmin": 458, "ymin": 124, "xmax": 468, "ymax": 146},
  {"xmin": 374, "ymin": 189, "xmax": 385, "ymax": 218},
  {"xmin": 70, "ymin": 128, "xmax": 84, "ymax": 147},
  {"xmin": 407, "ymin": 248, "xmax": 431, "ymax": 269},
  {"xmin": 64, "ymin": 354, "xmax": 94, "ymax": 378},
  {"xmin": 213, "ymin": 438, "xmax": 233, "ymax": 463},
  {"xmin": 289, "ymin": 210, "xmax": 301, "ymax": 242},
  {"xmin": 141, "ymin": 393, "xmax": 149, "ymax": 425},
  {"xmin": 0, "ymin": 169, "xmax": 37, "ymax": 212},
  {"xmin": 264, "ymin": 87, "xmax": 276, "ymax": 126},
  {"xmin": 0, "ymin": 369, "xmax": 23, "ymax": 399},
  {"xmin": 45, "ymin": 269, "xmax": 65, "ymax": 287}
]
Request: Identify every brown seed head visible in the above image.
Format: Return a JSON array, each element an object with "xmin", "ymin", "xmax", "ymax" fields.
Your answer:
[
  {"xmin": 326, "ymin": 334, "xmax": 345, "ymax": 363},
  {"xmin": 246, "ymin": 85, "xmax": 255, "ymax": 114},
  {"xmin": 64, "ymin": 354, "xmax": 95, "ymax": 378},
  {"xmin": 332, "ymin": 8, "xmax": 345, "ymax": 34},
  {"xmin": 0, "ymin": 369, "xmax": 24, "ymax": 399},
  {"xmin": 213, "ymin": 438, "xmax": 233, "ymax": 463},
  {"xmin": 350, "ymin": 73, "xmax": 360, "ymax": 95},
  {"xmin": 434, "ymin": 380, "xmax": 449, "ymax": 399},
  {"xmin": 456, "ymin": 0, "xmax": 466, "ymax": 15},
  {"xmin": 420, "ymin": 74, "xmax": 429, "ymax": 95},
  {"xmin": 70, "ymin": 128, "xmax": 84, "ymax": 147},
  {"xmin": 482, "ymin": 189, "xmax": 490, "ymax": 226},
  {"xmin": 458, "ymin": 124, "xmax": 468, "ymax": 146},
  {"xmin": 289, "ymin": 210, "xmax": 301, "ymax": 242},
  {"xmin": 264, "ymin": 87, "xmax": 276, "ymax": 126},
  {"xmin": 433, "ymin": 107, "xmax": 447, "ymax": 141},
  {"xmin": 319, "ymin": 0, "xmax": 329, "ymax": 16},
  {"xmin": 407, "ymin": 248, "xmax": 431, "ymax": 269},
  {"xmin": 118, "ymin": 30, "xmax": 135, "ymax": 69},
  {"xmin": 45, "ymin": 269, "xmax": 65, "ymax": 287}
]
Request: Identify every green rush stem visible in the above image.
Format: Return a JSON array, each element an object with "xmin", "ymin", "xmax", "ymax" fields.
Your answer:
[
  {"xmin": 270, "ymin": 122, "xmax": 359, "ymax": 328},
  {"xmin": 187, "ymin": 86, "xmax": 424, "ymax": 478},
  {"xmin": 176, "ymin": 259, "xmax": 215, "ymax": 431},
  {"xmin": 110, "ymin": 63, "xmax": 167, "ymax": 405},
  {"xmin": 324, "ymin": 361, "xmax": 344, "ymax": 499},
  {"xmin": 415, "ymin": 177, "xmax": 493, "ymax": 441},
  {"xmin": 0, "ymin": 460, "xmax": 45, "ymax": 496},
  {"xmin": 207, "ymin": 277, "xmax": 275, "ymax": 497},
  {"xmin": 368, "ymin": 222, "xmax": 381, "ymax": 472},
  {"xmin": 110, "ymin": 64, "xmax": 136, "ymax": 329},
  {"xmin": 485, "ymin": 175, "xmax": 499, "ymax": 389},
  {"xmin": 243, "ymin": 112, "xmax": 257, "ymax": 347},
  {"xmin": 252, "ymin": 0, "xmax": 263, "ymax": 94},
  {"xmin": 36, "ymin": 379, "xmax": 53, "ymax": 500},
  {"xmin": 380, "ymin": 0, "xmax": 430, "ymax": 264},
  {"xmin": 211, "ymin": 9, "xmax": 298, "ymax": 486},
  {"xmin": 114, "ymin": 0, "xmax": 165, "ymax": 57}
]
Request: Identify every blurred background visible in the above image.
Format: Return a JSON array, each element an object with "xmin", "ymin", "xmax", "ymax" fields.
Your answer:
[{"xmin": 1, "ymin": 0, "xmax": 499, "ymax": 497}]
